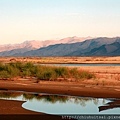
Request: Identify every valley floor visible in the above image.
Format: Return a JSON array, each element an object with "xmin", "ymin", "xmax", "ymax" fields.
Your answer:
[
  {"xmin": 0, "ymin": 56, "xmax": 120, "ymax": 63},
  {"xmin": 0, "ymin": 57, "xmax": 120, "ymax": 120}
]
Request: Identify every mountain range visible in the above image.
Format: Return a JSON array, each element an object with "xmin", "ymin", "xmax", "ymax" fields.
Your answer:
[{"xmin": 0, "ymin": 36, "xmax": 120, "ymax": 56}]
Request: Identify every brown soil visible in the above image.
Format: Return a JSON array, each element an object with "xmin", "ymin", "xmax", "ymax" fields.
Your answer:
[{"xmin": 0, "ymin": 94, "xmax": 62, "ymax": 120}]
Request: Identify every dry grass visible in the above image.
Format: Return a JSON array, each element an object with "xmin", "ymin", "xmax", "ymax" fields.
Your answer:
[
  {"xmin": 78, "ymin": 66, "xmax": 120, "ymax": 86},
  {"xmin": 0, "ymin": 62, "xmax": 95, "ymax": 81},
  {"xmin": 0, "ymin": 56, "xmax": 120, "ymax": 64},
  {"xmin": 0, "ymin": 57, "xmax": 120, "ymax": 86}
]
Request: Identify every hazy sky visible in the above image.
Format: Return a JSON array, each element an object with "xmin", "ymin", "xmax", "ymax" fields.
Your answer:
[{"xmin": 0, "ymin": 0, "xmax": 120, "ymax": 44}]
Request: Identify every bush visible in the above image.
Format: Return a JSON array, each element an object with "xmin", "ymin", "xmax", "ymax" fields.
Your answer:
[
  {"xmin": 77, "ymin": 70, "xmax": 95, "ymax": 80},
  {"xmin": 4, "ymin": 64, "xmax": 20, "ymax": 78},
  {"xmin": 0, "ymin": 71, "xmax": 10, "ymax": 79},
  {"xmin": 0, "ymin": 63, "xmax": 4, "ymax": 71},
  {"xmin": 0, "ymin": 62, "xmax": 95, "ymax": 81},
  {"xmin": 36, "ymin": 66, "xmax": 57, "ymax": 80},
  {"xmin": 54, "ymin": 67, "xmax": 69, "ymax": 78}
]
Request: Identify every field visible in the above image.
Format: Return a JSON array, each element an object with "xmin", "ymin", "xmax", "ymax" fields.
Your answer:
[
  {"xmin": 0, "ymin": 56, "xmax": 120, "ymax": 86},
  {"xmin": 0, "ymin": 56, "xmax": 120, "ymax": 63},
  {"xmin": 0, "ymin": 56, "xmax": 120, "ymax": 92}
]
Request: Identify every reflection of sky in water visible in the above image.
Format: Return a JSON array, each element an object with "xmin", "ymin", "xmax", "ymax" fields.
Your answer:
[
  {"xmin": 23, "ymin": 98, "xmax": 119, "ymax": 114},
  {"xmin": 0, "ymin": 91, "xmax": 120, "ymax": 115},
  {"xmin": 0, "ymin": 95, "xmax": 23, "ymax": 101},
  {"xmin": 41, "ymin": 63, "xmax": 120, "ymax": 67}
]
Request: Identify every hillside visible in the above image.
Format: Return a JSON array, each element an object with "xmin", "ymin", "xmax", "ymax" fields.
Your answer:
[
  {"xmin": 0, "ymin": 37, "xmax": 120, "ymax": 56},
  {"xmin": 0, "ymin": 36, "xmax": 90, "ymax": 56}
]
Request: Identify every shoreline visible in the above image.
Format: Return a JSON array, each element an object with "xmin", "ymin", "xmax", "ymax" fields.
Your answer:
[
  {"xmin": 0, "ymin": 80, "xmax": 120, "ymax": 120},
  {"xmin": 0, "ymin": 80, "xmax": 120, "ymax": 98},
  {"xmin": 0, "ymin": 56, "xmax": 120, "ymax": 64},
  {"xmin": 0, "ymin": 79, "xmax": 120, "ymax": 120},
  {"xmin": 0, "ymin": 96, "xmax": 62, "ymax": 120}
]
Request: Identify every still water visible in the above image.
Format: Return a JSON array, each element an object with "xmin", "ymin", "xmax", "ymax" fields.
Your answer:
[
  {"xmin": 40, "ymin": 63, "xmax": 120, "ymax": 67},
  {"xmin": 0, "ymin": 91, "xmax": 120, "ymax": 115}
]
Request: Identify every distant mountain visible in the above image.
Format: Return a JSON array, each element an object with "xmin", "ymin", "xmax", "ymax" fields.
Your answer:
[
  {"xmin": 0, "ymin": 36, "xmax": 91, "ymax": 56},
  {"xmin": 84, "ymin": 42, "xmax": 120, "ymax": 56},
  {"xmin": 0, "ymin": 40, "xmax": 41, "ymax": 52},
  {"xmin": 0, "ymin": 37, "xmax": 120, "ymax": 56},
  {"xmin": 14, "ymin": 37, "xmax": 120, "ymax": 57}
]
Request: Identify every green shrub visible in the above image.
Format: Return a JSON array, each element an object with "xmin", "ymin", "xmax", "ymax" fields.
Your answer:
[
  {"xmin": 0, "ymin": 71, "xmax": 10, "ymax": 79},
  {"xmin": 0, "ymin": 62, "xmax": 95, "ymax": 81},
  {"xmin": 54, "ymin": 67, "xmax": 69, "ymax": 78},
  {"xmin": 0, "ymin": 63, "xmax": 4, "ymax": 71},
  {"xmin": 36, "ymin": 66, "xmax": 57, "ymax": 80},
  {"xmin": 22, "ymin": 70, "xmax": 31, "ymax": 77},
  {"xmin": 4, "ymin": 64, "xmax": 20, "ymax": 78},
  {"xmin": 77, "ymin": 70, "xmax": 95, "ymax": 80}
]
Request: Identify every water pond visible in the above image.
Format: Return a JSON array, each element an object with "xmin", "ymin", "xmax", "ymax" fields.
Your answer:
[{"xmin": 0, "ymin": 90, "xmax": 120, "ymax": 115}]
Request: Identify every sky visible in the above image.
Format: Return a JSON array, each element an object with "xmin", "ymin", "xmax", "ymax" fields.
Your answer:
[{"xmin": 0, "ymin": 0, "xmax": 120, "ymax": 44}]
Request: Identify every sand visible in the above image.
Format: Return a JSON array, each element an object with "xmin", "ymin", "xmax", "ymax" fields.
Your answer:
[{"xmin": 0, "ymin": 96, "xmax": 61, "ymax": 120}]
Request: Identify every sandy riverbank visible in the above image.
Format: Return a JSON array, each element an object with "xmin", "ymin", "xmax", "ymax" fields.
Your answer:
[
  {"xmin": 0, "ymin": 80, "xmax": 120, "ymax": 120},
  {"xmin": 0, "ymin": 79, "xmax": 120, "ymax": 119},
  {"xmin": 0, "ymin": 79, "xmax": 120, "ymax": 98},
  {"xmin": 0, "ymin": 98, "xmax": 62, "ymax": 120},
  {"xmin": 0, "ymin": 78, "xmax": 120, "ymax": 119}
]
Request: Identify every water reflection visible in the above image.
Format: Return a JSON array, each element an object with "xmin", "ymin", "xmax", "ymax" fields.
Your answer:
[
  {"xmin": 23, "ymin": 93, "xmax": 96, "ymax": 106},
  {"xmin": 0, "ymin": 91, "xmax": 119, "ymax": 114},
  {"xmin": 23, "ymin": 94, "xmax": 68, "ymax": 103},
  {"xmin": 0, "ymin": 91, "xmax": 22, "ymax": 99}
]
